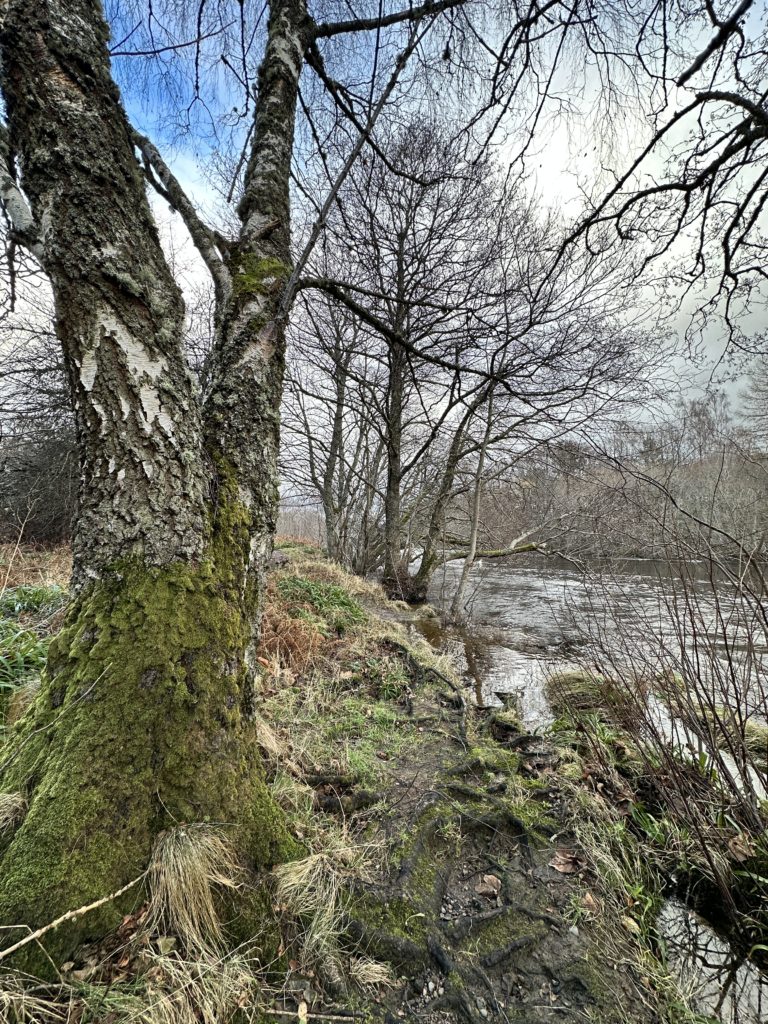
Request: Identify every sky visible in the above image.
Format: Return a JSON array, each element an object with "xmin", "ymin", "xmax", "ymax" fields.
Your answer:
[{"xmin": 2, "ymin": 0, "xmax": 767, "ymax": 419}]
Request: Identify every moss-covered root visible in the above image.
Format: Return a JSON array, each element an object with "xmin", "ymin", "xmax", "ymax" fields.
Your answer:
[{"xmin": 0, "ymin": 560, "xmax": 296, "ymax": 974}]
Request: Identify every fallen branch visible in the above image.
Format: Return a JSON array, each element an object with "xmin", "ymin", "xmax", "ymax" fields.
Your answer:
[{"xmin": 0, "ymin": 872, "xmax": 146, "ymax": 962}]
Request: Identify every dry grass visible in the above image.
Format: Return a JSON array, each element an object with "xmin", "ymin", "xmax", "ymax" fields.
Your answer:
[
  {"xmin": 0, "ymin": 946, "xmax": 265, "ymax": 1024},
  {"xmin": 146, "ymin": 826, "xmax": 242, "ymax": 954},
  {"xmin": 5, "ymin": 677, "xmax": 40, "ymax": 726},
  {"xmin": 138, "ymin": 948, "xmax": 260, "ymax": 1024},
  {"xmin": 260, "ymin": 596, "xmax": 326, "ymax": 675},
  {"xmin": 347, "ymin": 956, "xmax": 394, "ymax": 990},
  {"xmin": 0, "ymin": 973, "xmax": 66, "ymax": 1023},
  {"xmin": 0, "ymin": 544, "xmax": 71, "ymax": 590},
  {"xmin": 0, "ymin": 791, "xmax": 27, "ymax": 836},
  {"xmin": 274, "ymin": 824, "xmax": 380, "ymax": 977},
  {"xmin": 291, "ymin": 557, "xmax": 385, "ymax": 606}
]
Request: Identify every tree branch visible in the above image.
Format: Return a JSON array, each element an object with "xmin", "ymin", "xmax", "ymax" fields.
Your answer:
[
  {"xmin": 677, "ymin": 0, "xmax": 755, "ymax": 86},
  {"xmin": 313, "ymin": 0, "xmax": 466, "ymax": 39},
  {"xmin": 0, "ymin": 122, "xmax": 43, "ymax": 261},
  {"xmin": 131, "ymin": 130, "xmax": 231, "ymax": 303}
]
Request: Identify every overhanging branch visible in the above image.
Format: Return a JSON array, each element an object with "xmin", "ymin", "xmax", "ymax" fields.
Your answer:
[{"xmin": 314, "ymin": 0, "xmax": 466, "ymax": 39}]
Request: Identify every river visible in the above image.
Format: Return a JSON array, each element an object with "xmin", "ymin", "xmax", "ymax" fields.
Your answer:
[{"xmin": 413, "ymin": 554, "xmax": 768, "ymax": 1024}]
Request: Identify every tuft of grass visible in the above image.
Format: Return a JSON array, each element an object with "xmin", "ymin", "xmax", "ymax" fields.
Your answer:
[
  {"xmin": 0, "ymin": 791, "xmax": 27, "ymax": 836},
  {"xmin": 137, "ymin": 948, "xmax": 261, "ymax": 1024},
  {"xmin": 0, "ymin": 622, "xmax": 48, "ymax": 688},
  {"xmin": 5, "ymin": 676, "xmax": 41, "ymax": 727},
  {"xmin": 0, "ymin": 974, "xmax": 65, "ymax": 1023},
  {"xmin": 274, "ymin": 574, "xmax": 366, "ymax": 635},
  {"xmin": 274, "ymin": 833, "xmax": 375, "ymax": 976},
  {"xmin": 0, "ymin": 584, "xmax": 67, "ymax": 618},
  {"xmin": 347, "ymin": 955, "xmax": 394, "ymax": 990},
  {"xmin": 146, "ymin": 826, "xmax": 242, "ymax": 954}
]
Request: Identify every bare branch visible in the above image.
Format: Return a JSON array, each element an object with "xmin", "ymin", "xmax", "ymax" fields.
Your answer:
[
  {"xmin": 677, "ymin": 0, "xmax": 755, "ymax": 86},
  {"xmin": 131, "ymin": 130, "xmax": 231, "ymax": 303},
  {"xmin": 313, "ymin": 0, "xmax": 466, "ymax": 39}
]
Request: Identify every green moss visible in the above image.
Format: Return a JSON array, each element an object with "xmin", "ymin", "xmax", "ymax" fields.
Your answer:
[
  {"xmin": 353, "ymin": 891, "xmax": 429, "ymax": 948},
  {"xmin": 0, "ymin": 535, "xmax": 297, "ymax": 971},
  {"xmin": 468, "ymin": 906, "xmax": 546, "ymax": 957},
  {"xmin": 450, "ymin": 744, "xmax": 522, "ymax": 779},
  {"xmin": 559, "ymin": 955, "xmax": 613, "ymax": 1001},
  {"xmin": 233, "ymin": 254, "xmax": 290, "ymax": 298},
  {"xmin": 545, "ymin": 669, "xmax": 609, "ymax": 716}
]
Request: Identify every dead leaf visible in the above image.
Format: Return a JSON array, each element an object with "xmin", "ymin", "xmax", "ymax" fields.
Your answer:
[
  {"xmin": 156, "ymin": 936, "xmax": 176, "ymax": 956},
  {"xmin": 621, "ymin": 915, "xmax": 642, "ymax": 936},
  {"xmin": 474, "ymin": 873, "xmax": 502, "ymax": 896},
  {"xmin": 548, "ymin": 849, "xmax": 584, "ymax": 874},
  {"xmin": 728, "ymin": 834, "xmax": 755, "ymax": 863},
  {"xmin": 298, "ymin": 999, "xmax": 309, "ymax": 1023},
  {"xmin": 582, "ymin": 891, "xmax": 598, "ymax": 913}
]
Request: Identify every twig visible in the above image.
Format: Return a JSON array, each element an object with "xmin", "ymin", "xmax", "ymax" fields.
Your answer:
[
  {"xmin": 0, "ymin": 872, "xmax": 146, "ymax": 962},
  {"xmin": 266, "ymin": 1011, "xmax": 364, "ymax": 1021}
]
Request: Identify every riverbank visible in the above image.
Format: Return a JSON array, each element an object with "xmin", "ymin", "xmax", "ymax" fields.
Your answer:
[{"xmin": 0, "ymin": 541, "xmax": 745, "ymax": 1021}]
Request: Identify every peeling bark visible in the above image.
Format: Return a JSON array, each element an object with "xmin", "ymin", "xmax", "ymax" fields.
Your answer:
[
  {"xmin": 0, "ymin": 0, "xmax": 308, "ymax": 964},
  {"xmin": 0, "ymin": 0, "xmax": 208, "ymax": 584}
]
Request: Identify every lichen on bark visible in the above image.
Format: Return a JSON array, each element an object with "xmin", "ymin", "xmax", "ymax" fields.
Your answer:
[{"xmin": 0, "ymin": 0, "xmax": 311, "ymax": 972}]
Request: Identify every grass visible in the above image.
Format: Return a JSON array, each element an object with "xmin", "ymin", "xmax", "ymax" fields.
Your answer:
[
  {"xmin": 0, "ymin": 543, "xmax": 71, "ymax": 590},
  {"xmin": 146, "ymin": 826, "xmax": 242, "ymax": 955},
  {"xmin": 0, "ymin": 621, "xmax": 49, "ymax": 687},
  {"xmin": 0, "ymin": 791, "xmax": 27, "ymax": 836},
  {"xmin": 0, "ymin": 546, "xmax": 462, "ymax": 1019},
  {"xmin": 258, "ymin": 554, "xmax": 450, "ymax": 791},
  {"xmin": 551, "ymin": 730, "xmax": 711, "ymax": 1024},
  {"xmin": 0, "ymin": 584, "xmax": 67, "ymax": 618},
  {"xmin": 274, "ymin": 575, "xmax": 366, "ymax": 634},
  {"xmin": 0, "ymin": 581, "xmax": 68, "ymax": 737}
]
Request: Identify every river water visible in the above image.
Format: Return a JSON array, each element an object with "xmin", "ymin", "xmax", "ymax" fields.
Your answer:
[{"xmin": 414, "ymin": 555, "xmax": 768, "ymax": 1024}]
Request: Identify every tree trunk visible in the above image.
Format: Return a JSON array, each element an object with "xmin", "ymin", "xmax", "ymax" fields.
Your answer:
[
  {"xmin": 0, "ymin": 0, "xmax": 302, "ymax": 969},
  {"xmin": 321, "ymin": 346, "xmax": 350, "ymax": 561},
  {"xmin": 450, "ymin": 398, "xmax": 494, "ymax": 622},
  {"xmin": 410, "ymin": 401, "xmax": 483, "ymax": 602},
  {"xmin": 382, "ymin": 342, "xmax": 408, "ymax": 597}
]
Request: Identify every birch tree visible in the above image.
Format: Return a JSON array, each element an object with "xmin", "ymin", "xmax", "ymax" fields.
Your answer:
[{"xmin": 0, "ymin": 0, "xmax": 471, "ymax": 967}]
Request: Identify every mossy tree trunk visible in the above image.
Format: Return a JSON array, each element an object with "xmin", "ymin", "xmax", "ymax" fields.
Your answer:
[
  {"xmin": 0, "ymin": 0, "xmax": 457, "ymax": 971},
  {"xmin": 0, "ymin": 0, "xmax": 308, "ymax": 967}
]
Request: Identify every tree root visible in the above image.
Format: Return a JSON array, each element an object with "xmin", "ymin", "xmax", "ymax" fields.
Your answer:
[
  {"xmin": 479, "ymin": 935, "xmax": 537, "ymax": 968},
  {"xmin": 314, "ymin": 789, "xmax": 383, "ymax": 814},
  {"xmin": 345, "ymin": 920, "xmax": 428, "ymax": 970}
]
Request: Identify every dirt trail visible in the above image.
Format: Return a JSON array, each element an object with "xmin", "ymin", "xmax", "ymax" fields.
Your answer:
[{"xmin": 273, "ymin": 655, "xmax": 657, "ymax": 1024}]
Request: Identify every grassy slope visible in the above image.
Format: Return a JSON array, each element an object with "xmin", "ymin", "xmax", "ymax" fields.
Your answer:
[{"xmin": 0, "ymin": 540, "xmax": 718, "ymax": 1023}]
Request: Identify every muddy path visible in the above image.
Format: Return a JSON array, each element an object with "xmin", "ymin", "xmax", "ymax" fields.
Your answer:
[{"xmin": 267, "ymin": 645, "xmax": 657, "ymax": 1024}]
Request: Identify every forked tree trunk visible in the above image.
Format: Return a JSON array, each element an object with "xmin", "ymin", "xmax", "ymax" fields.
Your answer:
[{"xmin": 0, "ymin": 0, "xmax": 303, "ymax": 968}]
